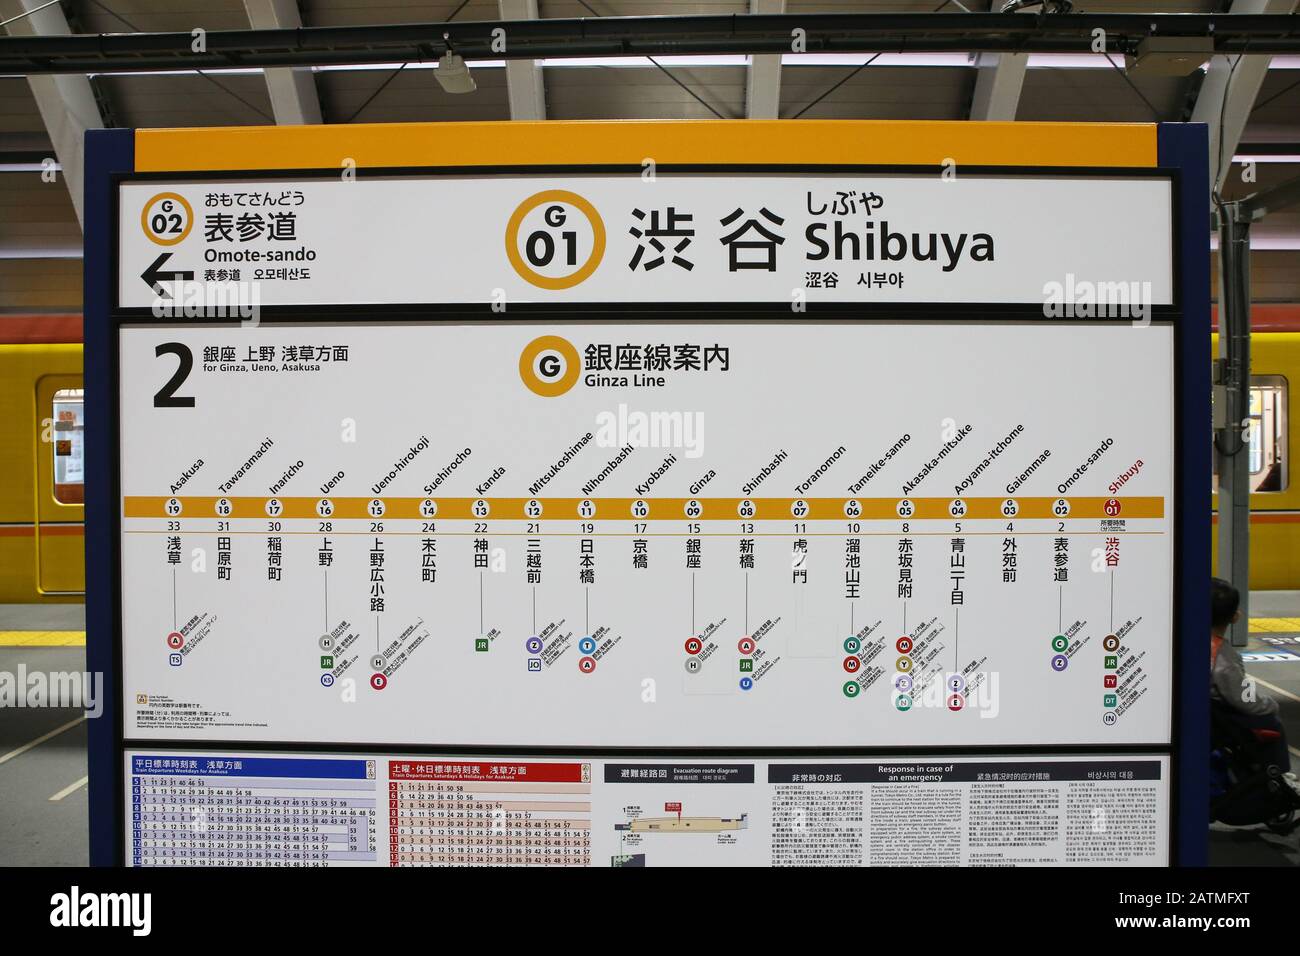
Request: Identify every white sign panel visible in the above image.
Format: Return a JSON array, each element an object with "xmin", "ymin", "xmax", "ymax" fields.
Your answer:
[
  {"xmin": 119, "ymin": 321, "xmax": 1174, "ymax": 748},
  {"xmin": 125, "ymin": 749, "xmax": 1171, "ymax": 867},
  {"xmin": 117, "ymin": 174, "xmax": 1173, "ymax": 307}
]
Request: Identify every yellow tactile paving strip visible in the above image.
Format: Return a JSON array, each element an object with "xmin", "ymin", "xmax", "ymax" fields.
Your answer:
[
  {"xmin": 1250, "ymin": 618, "xmax": 1300, "ymax": 634},
  {"xmin": 0, "ymin": 631, "xmax": 85, "ymax": 647}
]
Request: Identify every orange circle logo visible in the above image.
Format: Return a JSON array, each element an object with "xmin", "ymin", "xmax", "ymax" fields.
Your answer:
[
  {"xmin": 141, "ymin": 192, "xmax": 194, "ymax": 246},
  {"xmin": 505, "ymin": 190, "xmax": 605, "ymax": 290},
  {"xmin": 520, "ymin": 336, "xmax": 581, "ymax": 397}
]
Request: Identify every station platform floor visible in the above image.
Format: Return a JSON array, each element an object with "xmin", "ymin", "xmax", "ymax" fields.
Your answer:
[
  {"xmin": 0, "ymin": 602, "xmax": 89, "ymax": 867},
  {"xmin": 2, "ymin": 597, "xmax": 1300, "ymax": 866},
  {"xmin": 1210, "ymin": 591, "xmax": 1300, "ymax": 865}
]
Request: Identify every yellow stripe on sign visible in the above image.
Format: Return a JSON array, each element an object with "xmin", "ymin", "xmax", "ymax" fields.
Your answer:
[
  {"xmin": 1249, "ymin": 618, "xmax": 1300, "ymax": 633},
  {"xmin": 0, "ymin": 631, "xmax": 86, "ymax": 647},
  {"xmin": 122, "ymin": 496, "xmax": 1166, "ymax": 521},
  {"xmin": 134, "ymin": 120, "xmax": 1158, "ymax": 173}
]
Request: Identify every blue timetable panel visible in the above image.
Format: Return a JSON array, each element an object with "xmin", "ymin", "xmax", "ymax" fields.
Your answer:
[{"xmin": 128, "ymin": 754, "xmax": 378, "ymax": 867}]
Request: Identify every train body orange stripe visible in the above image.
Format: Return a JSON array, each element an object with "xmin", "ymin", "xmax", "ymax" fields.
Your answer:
[
  {"xmin": 0, "ymin": 525, "xmax": 85, "ymax": 537},
  {"xmin": 1210, "ymin": 304, "xmax": 1300, "ymax": 333},
  {"xmin": 1211, "ymin": 512, "xmax": 1300, "ymax": 524},
  {"xmin": 0, "ymin": 314, "xmax": 83, "ymax": 344}
]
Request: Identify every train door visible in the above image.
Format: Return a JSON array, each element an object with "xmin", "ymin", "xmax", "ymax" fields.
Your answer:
[{"xmin": 35, "ymin": 375, "xmax": 85, "ymax": 593}]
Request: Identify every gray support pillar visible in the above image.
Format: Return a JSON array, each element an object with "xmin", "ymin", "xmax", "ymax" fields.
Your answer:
[{"xmin": 1215, "ymin": 205, "xmax": 1252, "ymax": 645}]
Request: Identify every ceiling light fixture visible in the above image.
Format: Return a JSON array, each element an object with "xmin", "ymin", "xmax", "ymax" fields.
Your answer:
[{"xmin": 434, "ymin": 34, "xmax": 477, "ymax": 94}]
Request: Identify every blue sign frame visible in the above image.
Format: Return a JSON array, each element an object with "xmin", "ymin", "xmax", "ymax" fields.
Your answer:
[{"xmin": 83, "ymin": 123, "xmax": 1211, "ymax": 867}]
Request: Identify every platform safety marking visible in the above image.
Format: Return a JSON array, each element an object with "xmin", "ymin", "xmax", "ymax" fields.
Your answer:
[
  {"xmin": 1249, "ymin": 618, "xmax": 1300, "ymax": 634},
  {"xmin": 0, "ymin": 631, "xmax": 86, "ymax": 647}
]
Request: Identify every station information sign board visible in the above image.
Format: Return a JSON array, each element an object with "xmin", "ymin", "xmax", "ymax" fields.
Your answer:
[{"xmin": 84, "ymin": 120, "xmax": 1210, "ymax": 867}]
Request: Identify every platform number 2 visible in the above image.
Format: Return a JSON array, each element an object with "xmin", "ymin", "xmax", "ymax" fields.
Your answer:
[{"xmin": 154, "ymin": 342, "xmax": 195, "ymax": 407}]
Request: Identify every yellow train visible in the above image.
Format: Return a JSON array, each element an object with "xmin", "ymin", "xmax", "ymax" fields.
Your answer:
[
  {"xmin": 0, "ymin": 315, "xmax": 84, "ymax": 602},
  {"xmin": 1212, "ymin": 306, "xmax": 1299, "ymax": 590},
  {"xmin": 0, "ymin": 310, "xmax": 1295, "ymax": 600}
]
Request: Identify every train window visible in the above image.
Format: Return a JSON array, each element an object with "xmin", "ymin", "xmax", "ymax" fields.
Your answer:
[
  {"xmin": 1214, "ymin": 376, "xmax": 1288, "ymax": 494},
  {"xmin": 51, "ymin": 388, "xmax": 84, "ymax": 505},
  {"xmin": 1248, "ymin": 376, "xmax": 1287, "ymax": 493}
]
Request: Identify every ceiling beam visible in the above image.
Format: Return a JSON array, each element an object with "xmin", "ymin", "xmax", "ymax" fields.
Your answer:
[
  {"xmin": 4, "ymin": 13, "xmax": 1300, "ymax": 74},
  {"xmin": 499, "ymin": 0, "xmax": 545, "ymax": 120},
  {"xmin": 745, "ymin": 0, "xmax": 784, "ymax": 120},
  {"xmin": 1239, "ymin": 171, "xmax": 1300, "ymax": 221},
  {"xmin": 243, "ymin": 0, "xmax": 322, "ymax": 124},
  {"xmin": 1191, "ymin": 0, "xmax": 1298, "ymax": 194},
  {"xmin": 0, "ymin": 0, "xmax": 104, "ymax": 227},
  {"xmin": 970, "ymin": 51, "xmax": 1027, "ymax": 121}
]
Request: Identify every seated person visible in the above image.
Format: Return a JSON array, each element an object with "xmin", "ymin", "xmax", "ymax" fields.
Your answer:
[
  {"xmin": 1255, "ymin": 460, "xmax": 1282, "ymax": 493},
  {"xmin": 1211, "ymin": 577, "xmax": 1292, "ymax": 774}
]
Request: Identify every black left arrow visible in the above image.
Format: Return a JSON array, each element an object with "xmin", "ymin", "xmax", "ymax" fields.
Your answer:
[{"xmin": 142, "ymin": 252, "xmax": 194, "ymax": 295}]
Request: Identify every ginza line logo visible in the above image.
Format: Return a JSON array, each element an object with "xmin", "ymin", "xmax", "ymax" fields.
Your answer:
[{"xmin": 49, "ymin": 887, "xmax": 151, "ymax": 937}]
